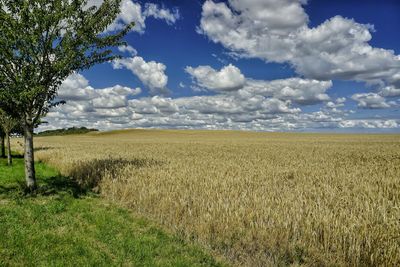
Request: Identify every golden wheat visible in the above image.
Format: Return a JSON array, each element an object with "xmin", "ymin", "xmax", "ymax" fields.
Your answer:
[{"xmin": 26, "ymin": 130, "xmax": 400, "ymax": 266}]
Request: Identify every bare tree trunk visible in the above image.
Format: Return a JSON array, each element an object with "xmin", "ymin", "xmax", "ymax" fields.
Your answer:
[
  {"xmin": 0, "ymin": 134, "xmax": 5, "ymax": 158},
  {"xmin": 6, "ymin": 132, "xmax": 12, "ymax": 166},
  {"xmin": 24, "ymin": 124, "xmax": 36, "ymax": 190}
]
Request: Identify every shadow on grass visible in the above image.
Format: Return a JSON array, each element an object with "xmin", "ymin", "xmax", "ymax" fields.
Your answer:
[
  {"xmin": 0, "ymin": 157, "xmax": 161, "ymax": 199},
  {"xmin": 38, "ymin": 175, "xmax": 89, "ymax": 197},
  {"xmin": 0, "ymin": 175, "xmax": 88, "ymax": 199}
]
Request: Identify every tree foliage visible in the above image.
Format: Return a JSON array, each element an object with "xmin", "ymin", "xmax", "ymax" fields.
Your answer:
[
  {"xmin": 0, "ymin": 109, "xmax": 19, "ymax": 135},
  {"xmin": 0, "ymin": 0, "xmax": 133, "ymax": 188},
  {"xmin": 0, "ymin": 0, "xmax": 133, "ymax": 124}
]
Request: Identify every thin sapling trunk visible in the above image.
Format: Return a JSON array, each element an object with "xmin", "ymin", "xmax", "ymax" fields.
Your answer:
[
  {"xmin": 6, "ymin": 132, "xmax": 11, "ymax": 165},
  {"xmin": 0, "ymin": 134, "xmax": 4, "ymax": 158}
]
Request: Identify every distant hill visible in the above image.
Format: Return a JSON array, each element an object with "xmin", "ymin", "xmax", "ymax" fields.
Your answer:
[{"xmin": 36, "ymin": 127, "xmax": 98, "ymax": 136}]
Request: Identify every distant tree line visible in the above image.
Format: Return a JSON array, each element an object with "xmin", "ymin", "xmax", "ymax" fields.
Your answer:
[{"xmin": 36, "ymin": 127, "xmax": 99, "ymax": 136}]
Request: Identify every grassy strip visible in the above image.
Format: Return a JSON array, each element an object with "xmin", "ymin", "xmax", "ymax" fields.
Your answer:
[{"xmin": 0, "ymin": 157, "xmax": 224, "ymax": 267}]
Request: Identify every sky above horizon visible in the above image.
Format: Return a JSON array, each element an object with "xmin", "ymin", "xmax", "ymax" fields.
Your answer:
[{"xmin": 42, "ymin": 0, "xmax": 400, "ymax": 133}]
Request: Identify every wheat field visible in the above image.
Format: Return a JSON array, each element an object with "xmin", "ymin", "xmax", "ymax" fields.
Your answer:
[{"xmin": 25, "ymin": 130, "xmax": 400, "ymax": 266}]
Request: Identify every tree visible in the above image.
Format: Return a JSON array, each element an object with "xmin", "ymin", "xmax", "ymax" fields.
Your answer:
[
  {"xmin": 0, "ymin": 127, "xmax": 5, "ymax": 158},
  {"xmin": 0, "ymin": 0, "xmax": 133, "ymax": 190},
  {"xmin": 0, "ymin": 109, "xmax": 19, "ymax": 165}
]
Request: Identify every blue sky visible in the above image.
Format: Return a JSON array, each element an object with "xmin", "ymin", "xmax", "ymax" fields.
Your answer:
[{"xmin": 46, "ymin": 0, "xmax": 400, "ymax": 132}]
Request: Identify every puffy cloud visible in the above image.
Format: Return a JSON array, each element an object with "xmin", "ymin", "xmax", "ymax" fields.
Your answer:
[
  {"xmin": 198, "ymin": 0, "xmax": 400, "ymax": 87},
  {"xmin": 185, "ymin": 64, "xmax": 245, "ymax": 91},
  {"xmin": 41, "ymin": 89, "xmax": 400, "ymax": 132},
  {"xmin": 321, "ymin": 98, "xmax": 349, "ymax": 115},
  {"xmin": 87, "ymin": 0, "xmax": 179, "ymax": 33},
  {"xmin": 243, "ymin": 78, "xmax": 332, "ymax": 105},
  {"xmin": 118, "ymin": 45, "xmax": 137, "ymax": 56},
  {"xmin": 98, "ymin": 85, "xmax": 141, "ymax": 96},
  {"xmin": 56, "ymin": 74, "xmax": 141, "ymax": 118},
  {"xmin": 197, "ymin": 0, "xmax": 306, "ymax": 63},
  {"xmin": 92, "ymin": 85, "xmax": 141, "ymax": 109},
  {"xmin": 40, "ymin": 71, "xmax": 399, "ymax": 133},
  {"xmin": 326, "ymin": 98, "xmax": 345, "ymax": 108},
  {"xmin": 43, "ymin": 74, "xmax": 312, "ymax": 132},
  {"xmin": 186, "ymin": 64, "xmax": 332, "ymax": 105},
  {"xmin": 339, "ymin": 119, "xmax": 398, "ymax": 129},
  {"xmin": 113, "ymin": 56, "xmax": 169, "ymax": 95},
  {"xmin": 228, "ymin": 0, "xmax": 308, "ymax": 34},
  {"xmin": 58, "ymin": 73, "xmax": 97, "ymax": 101},
  {"xmin": 293, "ymin": 16, "xmax": 400, "ymax": 85},
  {"xmin": 326, "ymin": 98, "xmax": 346, "ymax": 108},
  {"xmin": 379, "ymin": 86, "xmax": 400, "ymax": 97},
  {"xmin": 130, "ymin": 96, "xmax": 179, "ymax": 114},
  {"xmin": 351, "ymin": 93, "xmax": 391, "ymax": 109},
  {"xmin": 176, "ymin": 94, "xmax": 299, "ymax": 115},
  {"xmin": 59, "ymin": 74, "xmax": 141, "ymax": 104},
  {"xmin": 143, "ymin": 3, "xmax": 180, "ymax": 25}
]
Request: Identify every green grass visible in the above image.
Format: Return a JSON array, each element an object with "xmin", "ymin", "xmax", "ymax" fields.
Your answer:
[{"xmin": 0, "ymin": 157, "xmax": 224, "ymax": 267}]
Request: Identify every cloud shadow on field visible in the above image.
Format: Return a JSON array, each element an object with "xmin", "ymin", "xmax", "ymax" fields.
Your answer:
[
  {"xmin": 34, "ymin": 146, "xmax": 54, "ymax": 152},
  {"xmin": 69, "ymin": 157, "xmax": 163, "ymax": 193}
]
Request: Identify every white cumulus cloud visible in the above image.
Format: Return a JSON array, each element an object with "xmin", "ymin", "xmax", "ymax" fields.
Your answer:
[
  {"xmin": 379, "ymin": 86, "xmax": 400, "ymax": 97},
  {"xmin": 186, "ymin": 64, "xmax": 332, "ymax": 105},
  {"xmin": 113, "ymin": 56, "xmax": 169, "ymax": 95},
  {"xmin": 242, "ymin": 78, "xmax": 332, "ymax": 105},
  {"xmin": 118, "ymin": 45, "xmax": 137, "ymax": 56},
  {"xmin": 143, "ymin": 3, "xmax": 180, "ymax": 25},
  {"xmin": 185, "ymin": 64, "xmax": 245, "ymax": 91},
  {"xmin": 198, "ymin": 0, "xmax": 400, "ymax": 88},
  {"xmin": 87, "ymin": 0, "xmax": 180, "ymax": 33},
  {"xmin": 351, "ymin": 93, "xmax": 391, "ymax": 109}
]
